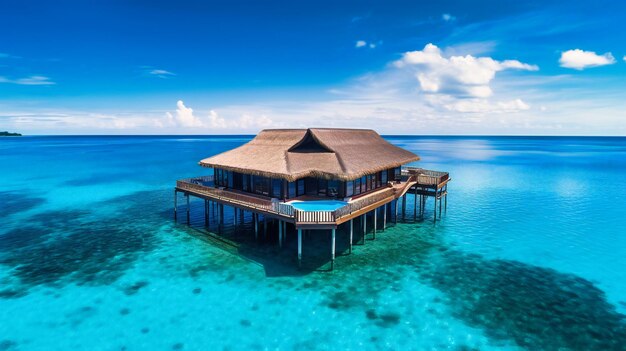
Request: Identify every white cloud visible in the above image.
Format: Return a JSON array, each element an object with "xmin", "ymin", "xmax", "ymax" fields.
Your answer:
[
  {"xmin": 149, "ymin": 69, "xmax": 175, "ymax": 78},
  {"xmin": 623, "ymin": 55, "xmax": 626, "ymax": 62},
  {"xmin": 208, "ymin": 110, "xmax": 227, "ymax": 128},
  {"xmin": 442, "ymin": 13, "xmax": 456, "ymax": 22},
  {"xmin": 559, "ymin": 49, "xmax": 615, "ymax": 70},
  {"xmin": 356, "ymin": 40, "xmax": 380, "ymax": 49},
  {"xmin": 442, "ymin": 98, "xmax": 530, "ymax": 113},
  {"xmin": 162, "ymin": 100, "xmax": 274, "ymax": 131},
  {"xmin": 166, "ymin": 100, "xmax": 205, "ymax": 127},
  {"xmin": 394, "ymin": 43, "xmax": 538, "ymax": 98},
  {"xmin": 0, "ymin": 75, "xmax": 55, "ymax": 85}
]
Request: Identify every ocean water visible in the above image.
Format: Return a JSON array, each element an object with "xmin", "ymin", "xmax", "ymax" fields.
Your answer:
[{"xmin": 1, "ymin": 135, "xmax": 625, "ymax": 351}]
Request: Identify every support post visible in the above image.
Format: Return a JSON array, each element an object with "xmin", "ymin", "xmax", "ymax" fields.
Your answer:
[
  {"xmin": 433, "ymin": 191, "xmax": 437, "ymax": 223},
  {"xmin": 254, "ymin": 213, "xmax": 258, "ymax": 240},
  {"xmin": 394, "ymin": 199, "xmax": 398, "ymax": 224},
  {"xmin": 349, "ymin": 219, "xmax": 353, "ymax": 254},
  {"xmin": 298, "ymin": 229, "xmax": 302, "ymax": 268},
  {"xmin": 373, "ymin": 208, "xmax": 377, "ymax": 240},
  {"xmin": 330, "ymin": 228, "xmax": 336, "ymax": 271},
  {"xmin": 204, "ymin": 200, "xmax": 208, "ymax": 227},
  {"xmin": 444, "ymin": 185, "xmax": 448, "ymax": 212},
  {"xmin": 383, "ymin": 203, "xmax": 387, "ymax": 230},
  {"xmin": 363, "ymin": 213, "xmax": 367, "ymax": 243},
  {"xmin": 402, "ymin": 195, "xmax": 406, "ymax": 220},
  {"xmin": 186, "ymin": 194, "xmax": 190, "ymax": 224},
  {"xmin": 263, "ymin": 217, "xmax": 267, "ymax": 240},
  {"xmin": 414, "ymin": 187, "xmax": 418, "ymax": 220},
  {"xmin": 174, "ymin": 190, "xmax": 178, "ymax": 221},
  {"xmin": 439, "ymin": 189, "xmax": 442, "ymax": 215},
  {"xmin": 219, "ymin": 203, "xmax": 224, "ymax": 233},
  {"xmin": 279, "ymin": 220, "xmax": 283, "ymax": 248}
]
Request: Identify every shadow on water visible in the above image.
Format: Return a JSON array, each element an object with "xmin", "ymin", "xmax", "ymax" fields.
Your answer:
[
  {"xmin": 211, "ymin": 217, "xmax": 626, "ymax": 351},
  {"xmin": 0, "ymin": 190, "xmax": 165, "ymax": 298},
  {"xmin": 0, "ymin": 191, "xmax": 46, "ymax": 217},
  {"xmin": 418, "ymin": 250, "xmax": 626, "ymax": 351}
]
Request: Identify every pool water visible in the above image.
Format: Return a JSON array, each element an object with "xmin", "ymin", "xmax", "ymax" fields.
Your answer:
[
  {"xmin": 1, "ymin": 135, "xmax": 626, "ymax": 350},
  {"xmin": 289, "ymin": 200, "xmax": 347, "ymax": 211}
]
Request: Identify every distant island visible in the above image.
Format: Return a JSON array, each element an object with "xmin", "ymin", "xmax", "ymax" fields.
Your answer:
[{"xmin": 0, "ymin": 131, "xmax": 22, "ymax": 136}]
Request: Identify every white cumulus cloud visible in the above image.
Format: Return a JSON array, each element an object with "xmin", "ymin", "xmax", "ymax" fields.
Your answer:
[
  {"xmin": 559, "ymin": 49, "xmax": 615, "ymax": 70},
  {"xmin": 394, "ymin": 43, "xmax": 538, "ymax": 98},
  {"xmin": 355, "ymin": 40, "xmax": 367, "ymax": 48},
  {"xmin": 166, "ymin": 100, "xmax": 205, "ymax": 127}
]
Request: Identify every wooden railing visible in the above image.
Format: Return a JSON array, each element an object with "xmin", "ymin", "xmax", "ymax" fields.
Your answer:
[
  {"xmin": 274, "ymin": 202, "xmax": 295, "ymax": 217},
  {"xmin": 403, "ymin": 167, "xmax": 449, "ymax": 187},
  {"xmin": 178, "ymin": 177, "xmax": 405, "ymax": 224},
  {"xmin": 295, "ymin": 209, "xmax": 335, "ymax": 223},
  {"xmin": 333, "ymin": 187, "xmax": 396, "ymax": 219},
  {"xmin": 176, "ymin": 180, "xmax": 274, "ymax": 211}
]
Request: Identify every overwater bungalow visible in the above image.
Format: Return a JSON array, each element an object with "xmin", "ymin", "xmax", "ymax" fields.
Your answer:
[{"xmin": 175, "ymin": 128, "xmax": 449, "ymax": 269}]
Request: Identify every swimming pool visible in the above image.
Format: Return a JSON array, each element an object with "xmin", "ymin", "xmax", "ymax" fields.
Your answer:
[{"xmin": 289, "ymin": 200, "xmax": 347, "ymax": 211}]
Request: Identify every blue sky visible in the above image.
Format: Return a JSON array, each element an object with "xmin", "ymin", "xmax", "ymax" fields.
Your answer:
[{"xmin": 1, "ymin": 0, "xmax": 625, "ymax": 135}]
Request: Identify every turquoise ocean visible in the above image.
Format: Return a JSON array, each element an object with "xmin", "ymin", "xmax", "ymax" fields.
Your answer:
[{"xmin": 1, "ymin": 135, "xmax": 625, "ymax": 350}]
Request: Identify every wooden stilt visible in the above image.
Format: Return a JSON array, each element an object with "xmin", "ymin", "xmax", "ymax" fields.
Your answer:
[
  {"xmin": 373, "ymin": 208, "xmax": 377, "ymax": 240},
  {"xmin": 174, "ymin": 190, "xmax": 178, "ymax": 221},
  {"xmin": 349, "ymin": 219, "xmax": 353, "ymax": 254},
  {"xmin": 263, "ymin": 217, "xmax": 267, "ymax": 240},
  {"xmin": 254, "ymin": 213, "xmax": 258, "ymax": 240},
  {"xmin": 298, "ymin": 229, "xmax": 302, "ymax": 268},
  {"xmin": 330, "ymin": 228, "xmax": 336, "ymax": 271},
  {"xmin": 394, "ymin": 199, "xmax": 398, "ymax": 224},
  {"xmin": 444, "ymin": 185, "xmax": 448, "ymax": 212},
  {"xmin": 204, "ymin": 199, "xmax": 208, "ymax": 227},
  {"xmin": 383, "ymin": 203, "xmax": 387, "ymax": 230},
  {"xmin": 219, "ymin": 203, "xmax": 224, "ymax": 233},
  {"xmin": 439, "ymin": 189, "xmax": 442, "ymax": 215},
  {"xmin": 363, "ymin": 212, "xmax": 367, "ymax": 243},
  {"xmin": 186, "ymin": 194, "xmax": 190, "ymax": 224},
  {"xmin": 402, "ymin": 195, "xmax": 406, "ymax": 220},
  {"xmin": 414, "ymin": 187, "xmax": 418, "ymax": 220},
  {"xmin": 279, "ymin": 220, "xmax": 283, "ymax": 248},
  {"xmin": 433, "ymin": 192, "xmax": 437, "ymax": 223}
]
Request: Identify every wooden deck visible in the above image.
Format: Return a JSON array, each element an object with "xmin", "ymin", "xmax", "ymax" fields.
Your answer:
[{"xmin": 176, "ymin": 168, "xmax": 449, "ymax": 229}]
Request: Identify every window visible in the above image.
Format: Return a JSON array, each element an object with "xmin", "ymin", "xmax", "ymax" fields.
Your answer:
[
  {"xmin": 318, "ymin": 179, "xmax": 327, "ymax": 196},
  {"xmin": 288, "ymin": 182, "xmax": 296, "ymax": 198},
  {"xmin": 328, "ymin": 180, "xmax": 339, "ymax": 198},
  {"xmin": 381, "ymin": 170, "xmax": 387, "ymax": 185},
  {"xmin": 243, "ymin": 174, "xmax": 249, "ymax": 192},
  {"xmin": 226, "ymin": 171, "xmax": 233, "ymax": 188},
  {"xmin": 361, "ymin": 176, "xmax": 367, "ymax": 193},
  {"xmin": 354, "ymin": 177, "xmax": 361, "ymax": 195},
  {"xmin": 297, "ymin": 179, "xmax": 305, "ymax": 196},
  {"xmin": 272, "ymin": 179, "xmax": 282, "ymax": 198},
  {"xmin": 345, "ymin": 180, "xmax": 353, "ymax": 197},
  {"xmin": 394, "ymin": 167, "xmax": 401, "ymax": 181},
  {"xmin": 253, "ymin": 176, "xmax": 270, "ymax": 196}
]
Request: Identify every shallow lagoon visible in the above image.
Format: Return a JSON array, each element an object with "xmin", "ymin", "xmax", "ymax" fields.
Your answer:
[{"xmin": 1, "ymin": 135, "xmax": 625, "ymax": 350}]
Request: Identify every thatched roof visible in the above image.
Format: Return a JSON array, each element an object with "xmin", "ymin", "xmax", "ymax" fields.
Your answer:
[{"xmin": 199, "ymin": 128, "xmax": 420, "ymax": 181}]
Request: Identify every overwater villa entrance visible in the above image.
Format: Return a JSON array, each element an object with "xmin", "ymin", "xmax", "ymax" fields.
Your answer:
[{"xmin": 174, "ymin": 128, "xmax": 450, "ymax": 270}]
